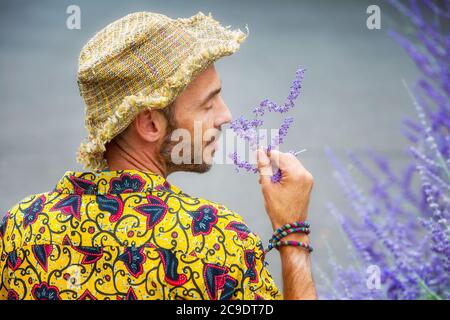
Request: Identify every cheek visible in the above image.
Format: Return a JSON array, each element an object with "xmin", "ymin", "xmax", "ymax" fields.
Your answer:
[
  {"xmin": 190, "ymin": 112, "xmax": 215, "ymax": 131},
  {"xmin": 174, "ymin": 111, "xmax": 216, "ymax": 143},
  {"xmin": 204, "ymin": 110, "xmax": 217, "ymax": 128},
  {"xmin": 203, "ymin": 116, "xmax": 217, "ymax": 140},
  {"xmin": 197, "ymin": 114, "xmax": 212, "ymax": 129},
  {"xmin": 175, "ymin": 112, "xmax": 195, "ymax": 131}
]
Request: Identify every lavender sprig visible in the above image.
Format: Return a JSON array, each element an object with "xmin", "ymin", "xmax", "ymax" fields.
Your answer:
[
  {"xmin": 229, "ymin": 67, "xmax": 306, "ymax": 182},
  {"xmin": 253, "ymin": 68, "xmax": 305, "ymax": 116}
]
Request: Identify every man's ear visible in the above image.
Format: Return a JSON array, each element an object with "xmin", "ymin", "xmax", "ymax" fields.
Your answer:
[{"xmin": 133, "ymin": 109, "xmax": 168, "ymax": 143}]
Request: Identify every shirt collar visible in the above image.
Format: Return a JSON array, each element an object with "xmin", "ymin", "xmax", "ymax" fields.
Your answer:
[{"xmin": 54, "ymin": 169, "xmax": 183, "ymax": 195}]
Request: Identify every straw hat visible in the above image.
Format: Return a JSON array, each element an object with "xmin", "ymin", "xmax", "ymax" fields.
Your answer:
[{"xmin": 76, "ymin": 11, "xmax": 248, "ymax": 170}]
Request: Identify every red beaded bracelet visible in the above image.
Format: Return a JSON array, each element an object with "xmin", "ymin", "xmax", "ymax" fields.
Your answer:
[
  {"xmin": 265, "ymin": 221, "xmax": 313, "ymax": 254},
  {"xmin": 274, "ymin": 221, "xmax": 310, "ymax": 234},
  {"xmin": 271, "ymin": 226, "xmax": 310, "ymax": 243}
]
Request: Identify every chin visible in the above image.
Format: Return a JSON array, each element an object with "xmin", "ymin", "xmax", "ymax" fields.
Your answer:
[
  {"xmin": 163, "ymin": 142, "xmax": 216, "ymax": 175},
  {"xmin": 166, "ymin": 162, "xmax": 213, "ymax": 175},
  {"xmin": 190, "ymin": 163, "xmax": 213, "ymax": 173}
]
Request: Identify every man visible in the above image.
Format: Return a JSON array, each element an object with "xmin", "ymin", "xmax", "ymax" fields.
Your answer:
[{"xmin": 0, "ymin": 11, "xmax": 315, "ymax": 300}]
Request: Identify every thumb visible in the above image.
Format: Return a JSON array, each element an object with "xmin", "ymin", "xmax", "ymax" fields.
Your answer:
[{"xmin": 256, "ymin": 149, "xmax": 273, "ymax": 186}]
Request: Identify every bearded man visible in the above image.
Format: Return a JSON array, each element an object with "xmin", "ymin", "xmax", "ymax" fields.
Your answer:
[{"xmin": 0, "ymin": 11, "xmax": 316, "ymax": 300}]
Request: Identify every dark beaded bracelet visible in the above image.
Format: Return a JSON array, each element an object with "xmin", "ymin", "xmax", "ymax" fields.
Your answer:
[{"xmin": 265, "ymin": 240, "xmax": 313, "ymax": 254}]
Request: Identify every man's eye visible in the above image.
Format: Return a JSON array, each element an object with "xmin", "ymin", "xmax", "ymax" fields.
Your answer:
[{"xmin": 206, "ymin": 104, "xmax": 213, "ymax": 110}]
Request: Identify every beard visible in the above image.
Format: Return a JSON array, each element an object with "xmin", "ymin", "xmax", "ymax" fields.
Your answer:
[{"xmin": 160, "ymin": 121, "xmax": 216, "ymax": 175}]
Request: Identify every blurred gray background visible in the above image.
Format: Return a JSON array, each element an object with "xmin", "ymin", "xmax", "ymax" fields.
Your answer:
[{"xmin": 0, "ymin": 0, "xmax": 418, "ymax": 291}]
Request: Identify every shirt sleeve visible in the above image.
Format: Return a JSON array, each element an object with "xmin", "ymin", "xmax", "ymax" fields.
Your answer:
[
  {"xmin": 204, "ymin": 204, "xmax": 283, "ymax": 301},
  {"xmin": 237, "ymin": 231, "xmax": 284, "ymax": 300}
]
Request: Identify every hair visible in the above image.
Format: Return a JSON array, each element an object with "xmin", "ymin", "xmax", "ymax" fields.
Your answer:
[{"xmin": 158, "ymin": 102, "xmax": 177, "ymax": 129}]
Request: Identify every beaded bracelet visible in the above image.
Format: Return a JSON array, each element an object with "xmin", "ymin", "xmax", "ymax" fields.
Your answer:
[
  {"xmin": 273, "ymin": 221, "xmax": 310, "ymax": 235},
  {"xmin": 265, "ymin": 240, "xmax": 313, "ymax": 253},
  {"xmin": 270, "ymin": 226, "xmax": 310, "ymax": 243},
  {"xmin": 270, "ymin": 221, "xmax": 310, "ymax": 243},
  {"xmin": 265, "ymin": 221, "xmax": 313, "ymax": 254},
  {"xmin": 271, "ymin": 240, "xmax": 313, "ymax": 253}
]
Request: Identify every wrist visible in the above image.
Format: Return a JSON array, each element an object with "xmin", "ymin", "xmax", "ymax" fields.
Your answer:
[
  {"xmin": 272, "ymin": 218, "xmax": 305, "ymax": 231},
  {"xmin": 271, "ymin": 217, "xmax": 308, "ymax": 230},
  {"xmin": 277, "ymin": 236, "xmax": 311, "ymax": 255},
  {"xmin": 279, "ymin": 233, "xmax": 309, "ymax": 242},
  {"xmin": 265, "ymin": 220, "xmax": 312, "ymax": 255}
]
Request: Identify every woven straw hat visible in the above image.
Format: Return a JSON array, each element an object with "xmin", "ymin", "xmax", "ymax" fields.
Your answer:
[{"xmin": 76, "ymin": 11, "xmax": 248, "ymax": 170}]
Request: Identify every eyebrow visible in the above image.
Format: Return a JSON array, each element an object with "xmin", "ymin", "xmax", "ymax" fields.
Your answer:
[{"xmin": 198, "ymin": 85, "xmax": 221, "ymax": 107}]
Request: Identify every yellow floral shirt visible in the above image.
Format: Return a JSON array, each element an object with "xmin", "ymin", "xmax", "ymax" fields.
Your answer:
[{"xmin": 0, "ymin": 170, "xmax": 282, "ymax": 300}]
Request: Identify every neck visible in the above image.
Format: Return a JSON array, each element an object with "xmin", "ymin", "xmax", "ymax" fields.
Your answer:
[{"xmin": 105, "ymin": 139, "xmax": 168, "ymax": 178}]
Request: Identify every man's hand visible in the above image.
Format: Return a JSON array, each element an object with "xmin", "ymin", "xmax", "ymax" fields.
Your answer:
[
  {"xmin": 256, "ymin": 148, "xmax": 317, "ymax": 300},
  {"xmin": 256, "ymin": 149, "xmax": 314, "ymax": 229}
]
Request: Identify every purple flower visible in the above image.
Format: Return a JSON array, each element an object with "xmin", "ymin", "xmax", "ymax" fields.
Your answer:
[
  {"xmin": 269, "ymin": 117, "xmax": 294, "ymax": 150},
  {"xmin": 320, "ymin": 1, "xmax": 450, "ymax": 300},
  {"xmin": 229, "ymin": 67, "xmax": 306, "ymax": 180}
]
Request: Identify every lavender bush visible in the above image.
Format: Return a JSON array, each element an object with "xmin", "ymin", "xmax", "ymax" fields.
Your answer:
[{"xmin": 318, "ymin": 0, "xmax": 449, "ymax": 299}]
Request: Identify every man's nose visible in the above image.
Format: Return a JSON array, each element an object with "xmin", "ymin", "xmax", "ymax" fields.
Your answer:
[{"xmin": 215, "ymin": 96, "xmax": 232, "ymax": 127}]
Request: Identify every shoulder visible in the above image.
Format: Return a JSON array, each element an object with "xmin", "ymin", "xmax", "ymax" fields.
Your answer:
[
  {"xmin": 192, "ymin": 197, "xmax": 266, "ymax": 256},
  {"xmin": 1, "ymin": 192, "xmax": 54, "ymax": 249},
  {"xmin": 196, "ymin": 197, "xmax": 255, "ymax": 233},
  {"xmin": 5, "ymin": 191, "xmax": 53, "ymax": 220}
]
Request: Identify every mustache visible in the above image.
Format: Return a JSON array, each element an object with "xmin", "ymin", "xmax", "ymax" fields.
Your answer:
[{"xmin": 206, "ymin": 128, "xmax": 222, "ymax": 145}]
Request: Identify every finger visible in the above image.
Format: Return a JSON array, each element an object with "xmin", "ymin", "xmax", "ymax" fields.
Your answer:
[
  {"xmin": 271, "ymin": 149, "xmax": 307, "ymax": 171},
  {"xmin": 268, "ymin": 149, "xmax": 296, "ymax": 171},
  {"xmin": 256, "ymin": 149, "xmax": 273, "ymax": 186}
]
